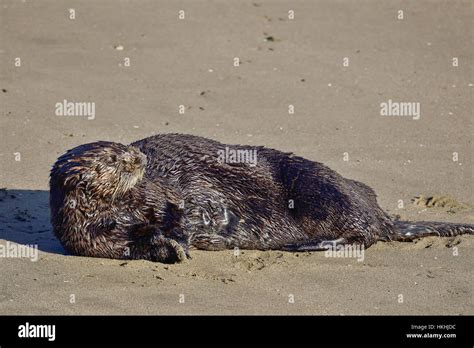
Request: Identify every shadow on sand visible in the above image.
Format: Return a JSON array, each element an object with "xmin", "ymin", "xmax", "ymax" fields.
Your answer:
[{"xmin": 0, "ymin": 189, "xmax": 65, "ymax": 255}]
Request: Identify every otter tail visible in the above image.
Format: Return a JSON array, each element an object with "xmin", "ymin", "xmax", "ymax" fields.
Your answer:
[{"xmin": 383, "ymin": 221, "xmax": 474, "ymax": 242}]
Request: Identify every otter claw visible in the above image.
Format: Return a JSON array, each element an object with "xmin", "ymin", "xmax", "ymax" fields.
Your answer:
[
  {"xmin": 144, "ymin": 233, "xmax": 189, "ymax": 263},
  {"xmin": 168, "ymin": 239, "xmax": 188, "ymax": 262}
]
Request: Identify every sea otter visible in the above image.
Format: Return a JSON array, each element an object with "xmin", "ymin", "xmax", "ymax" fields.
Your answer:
[
  {"xmin": 50, "ymin": 134, "xmax": 474, "ymax": 263},
  {"xmin": 49, "ymin": 141, "xmax": 189, "ymax": 263}
]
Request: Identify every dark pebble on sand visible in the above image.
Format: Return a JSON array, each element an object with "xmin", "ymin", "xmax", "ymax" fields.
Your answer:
[{"xmin": 2, "ymin": 89, "xmax": 7, "ymax": 93}]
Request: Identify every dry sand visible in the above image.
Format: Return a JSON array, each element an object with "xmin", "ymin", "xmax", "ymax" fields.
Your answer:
[{"xmin": 0, "ymin": 0, "xmax": 473, "ymax": 315}]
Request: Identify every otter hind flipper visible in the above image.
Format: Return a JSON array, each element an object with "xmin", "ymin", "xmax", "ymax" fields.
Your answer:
[{"xmin": 383, "ymin": 221, "xmax": 474, "ymax": 242}]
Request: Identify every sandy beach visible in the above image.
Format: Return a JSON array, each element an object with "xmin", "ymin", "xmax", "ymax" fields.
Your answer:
[{"xmin": 0, "ymin": 0, "xmax": 473, "ymax": 315}]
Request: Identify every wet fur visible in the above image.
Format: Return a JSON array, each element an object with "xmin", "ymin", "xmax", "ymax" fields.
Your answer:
[
  {"xmin": 50, "ymin": 141, "xmax": 189, "ymax": 263},
  {"xmin": 50, "ymin": 134, "xmax": 474, "ymax": 263}
]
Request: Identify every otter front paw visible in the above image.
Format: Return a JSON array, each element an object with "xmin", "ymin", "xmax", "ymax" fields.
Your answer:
[{"xmin": 149, "ymin": 234, "xmax": 189, "ymax": 264}]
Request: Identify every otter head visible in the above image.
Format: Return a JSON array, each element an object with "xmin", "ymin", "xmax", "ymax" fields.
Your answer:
[{"xmin": 50, "ymin": 141, "xmax": 148, "ymax": 200}]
